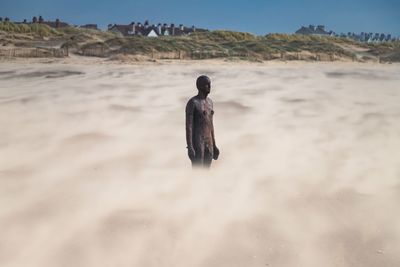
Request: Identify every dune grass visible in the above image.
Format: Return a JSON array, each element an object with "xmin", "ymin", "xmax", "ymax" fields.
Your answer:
[
  {"xmin": 98, "ymin": 31, "xmax": 354, "ymax": 59},
  {"xmin": 1, "ymin": 23, "xmax": 399, "ymax": 61},
  {"xmin": 0, "ymin": 22, "xmax": 59, "ymax": 37}
]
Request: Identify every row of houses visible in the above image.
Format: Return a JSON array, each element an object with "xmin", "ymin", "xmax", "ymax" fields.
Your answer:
[
  {"xmin": 295, "ymin": 25, "xmax": 399, "ymax": 42},
  {"xmin": 0, "ymin": 16, "xmax": 207, "ymax": 37},
  {"xmin": 340, "ymin": 32, "xmax": 398, "ymax": 43},
  {"xmin": 295, "ymin": 25, "xmax": 335, "ymax": 36},
  {"xmin": 107, "ymin": 20, "xmax": 208, "ymax": 37},
  {"xmin": 0, "ymin": 16, "xmax": 98, "ymax": 30}
]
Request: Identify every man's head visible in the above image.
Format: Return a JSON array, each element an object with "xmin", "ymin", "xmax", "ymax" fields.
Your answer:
[{"xmin": 196, "ymin": 75, "xmax": 211, "ymax": 95}]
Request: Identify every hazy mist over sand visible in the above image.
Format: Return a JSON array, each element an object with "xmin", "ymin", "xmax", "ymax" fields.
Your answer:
[{"xmin": 1, "ymin": 60, "xmax": 400, "ymax": 267}]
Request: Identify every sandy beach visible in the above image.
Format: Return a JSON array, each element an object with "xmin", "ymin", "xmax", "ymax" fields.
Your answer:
[{"xmin": 1, "ymin": 59, "xmax": 400, "ymax": 267}]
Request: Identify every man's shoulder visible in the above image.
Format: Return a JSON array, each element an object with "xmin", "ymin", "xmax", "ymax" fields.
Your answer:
[
  {"xmin": 186, "ymin": 96, "xmax": 197, "ymax": 111},
  {"xmin": 188, "ymin": 96, "xmax": 197, "ymax": 102},
  {"xmin": 187, "ymin": 96, "xmax": 198, "ymax": 105}
]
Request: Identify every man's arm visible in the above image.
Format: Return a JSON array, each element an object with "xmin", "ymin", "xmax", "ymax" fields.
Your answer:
[
  {"xmin": 210, "ymin": 101, "xmax": 219, "ymax": 160},
  {"xmin": 211, "ymin": 115, "xmax": 216, "ymax": 148},
  {"xmin": 185, "ymin": 99, "xmax": 195, "ymax": 160}
]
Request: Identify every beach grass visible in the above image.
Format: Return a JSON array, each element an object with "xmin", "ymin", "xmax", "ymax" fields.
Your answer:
[{"xmin": 1, "ymin": 22, "xmax": 399, "ymax": 61}]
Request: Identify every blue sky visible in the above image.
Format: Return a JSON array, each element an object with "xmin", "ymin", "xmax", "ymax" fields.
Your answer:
[{"xmin": 1, "ymin": 0, "xmax": 399, "ymax": 36}]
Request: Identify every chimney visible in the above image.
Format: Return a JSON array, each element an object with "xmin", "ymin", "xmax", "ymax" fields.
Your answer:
[
  {"xmin": 157, "ymin": 23, "xmax": 162, "ymax": 35},
  {"xmin": 317, "ymin": 25, "xmax": 325, "ymax": 32},
  {"xmin": 130, "ymin": 22, "xmax": 136, "ymax": 34},
  {"xmin": 171, "ymin": 23, "xmax": 175, "ymax": 35},
  {"xmin": 137, "ymin": 23, "xmax": 143, "ymax": 35},
  {"xmin": 179, "ymin": 24, "xmax": 184, "ymax": 31},
  {"xmin": 192, "ymin": 25, "xmax": 196, "ymax": 32},
  {"xmin": 144, "ymin": 20, "xmax": 149, "ymax": 28}
]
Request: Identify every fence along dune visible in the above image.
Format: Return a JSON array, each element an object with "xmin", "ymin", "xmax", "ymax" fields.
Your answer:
[{"xmin": 0, "ymin": 47, "xmax": 68, "ymax": 58}]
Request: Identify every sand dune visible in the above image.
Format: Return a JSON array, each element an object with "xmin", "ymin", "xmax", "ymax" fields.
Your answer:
[{"xmin": 0, "ymin": 60, "xmax": 400, "ymax": 267}]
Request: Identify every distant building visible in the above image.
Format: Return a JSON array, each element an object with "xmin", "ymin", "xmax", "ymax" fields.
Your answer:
[
  {"xmin": 80, "ymin": 24, "xmax": 98, "ymax": 30},
  {"xmin": 5, "ymin": 16, "xmax": 69, "ymax": 28},
  {"xmin": 108, "ymin": 24, "xmax": 133, "ymax": 35},
  {"xmin": 295, "ymin": 25, "xmax": 331, "ymax": 36},
  {"xmin": 315, "ymin": 25, "xmax": 329, "ymax": 35},
  {"xmin": 108, "ymin": 20, "xmax": 207, "ymax": 37},
  {"xmin": 295, "ymin": 24, "xmax": 397, "ymax": 43},
  {"xmin": 22, "ymin": 16, "xmax": 70, "ymax": 28},
  {"xmin": 42, "ymin": 18, "xmax": 69, "ymax": 28},
  {"xmin": 145, "ymin": 28, "xmax": 158, "ymax": 37}
]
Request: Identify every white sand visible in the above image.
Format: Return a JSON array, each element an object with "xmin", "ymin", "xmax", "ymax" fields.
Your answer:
[{"xmin": 1, "ymin": 59, "xmax": 400, "ymax": 267}]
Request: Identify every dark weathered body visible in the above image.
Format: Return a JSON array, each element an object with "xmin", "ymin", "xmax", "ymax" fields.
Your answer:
[
  {"xmin": 185, "ymin": 76, "xmax": 219, "ymax": 168},
  {"xmin": 186, "ymin": 96, "xmax": 214, "ymax": 166}
]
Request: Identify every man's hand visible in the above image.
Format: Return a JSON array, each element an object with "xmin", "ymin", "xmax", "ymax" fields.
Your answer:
[
  {"xmin": 213, "ymin": 146, "xmax": 220, "ymax": 160},
  {"xmin": 187, "ymin": 146, "xmax": 196, "ymax": 161}
]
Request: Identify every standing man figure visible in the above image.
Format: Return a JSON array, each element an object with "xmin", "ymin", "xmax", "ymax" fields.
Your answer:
[{"xmin": 185, "ymin": 75, "xmax": 220, "ymax": 168}]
